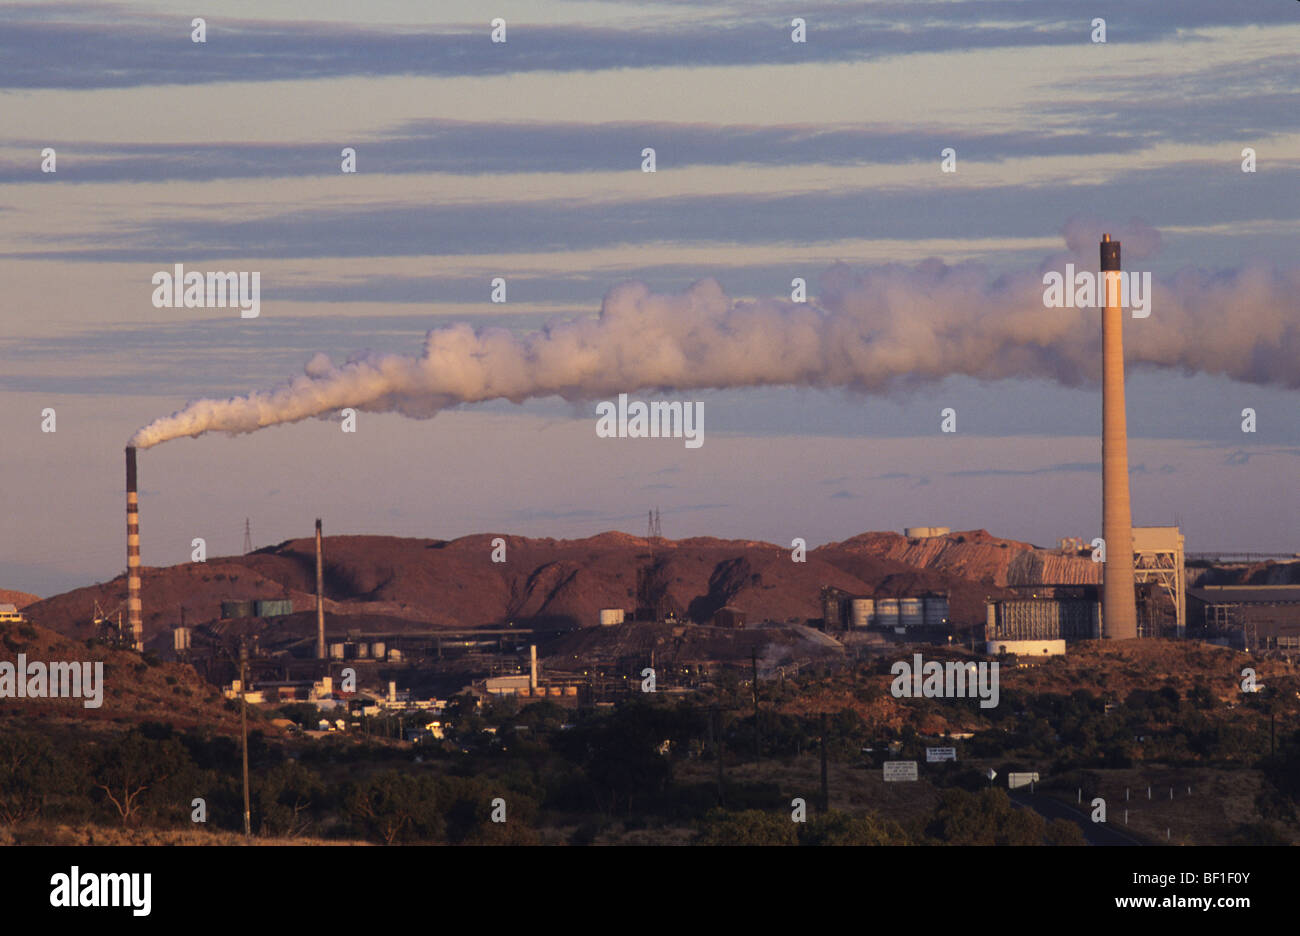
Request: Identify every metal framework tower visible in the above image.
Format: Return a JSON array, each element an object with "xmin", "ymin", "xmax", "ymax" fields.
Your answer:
[
  {"xmin": 1132, "ymin": 526, "xmax": 1186, "ymax": 637},
  {"xmin": 243, "ymin": 518, "xmax": 253, "ymax": 555}
]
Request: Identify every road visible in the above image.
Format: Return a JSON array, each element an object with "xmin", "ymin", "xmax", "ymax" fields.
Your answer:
[{"xmin": 1009, "ymin": 789, "xmax": 1144, "ymax": 845}]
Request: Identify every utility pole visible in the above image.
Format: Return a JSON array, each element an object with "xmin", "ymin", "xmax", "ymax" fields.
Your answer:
[
  {"xmin": 752, "ymin": 649, "xmax": 761, "ymax": 763},
  {"xmin": 713, "ymin": 705, "xmax": 725, "ymax": 807},
  {"xmin": 242, "ymin": 518, "xmax": 253, "ymax": 555},
  {"xmin": 819, "ymin": 712, "xmax": 829, "ymax": 813},
  {"xmin": 239, "ymin": 639, "xmax": 251, "ymax": 840}
]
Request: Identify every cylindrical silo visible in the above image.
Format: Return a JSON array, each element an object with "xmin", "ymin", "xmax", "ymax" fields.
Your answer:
[
  {"xmin": 923, "ymin": 594, "xmax": 949, "ymax": 628},
  {"xmin": 876, "ymin": 598, "xmax": 900, "ymax": 628},
  {"xmin": 900, "ymin": 598, "xmax": 924, "ymax": 628},
  {"xmin": 849, "ymin": 598, "xmax": 874, "ymax": 629},
  {"xmin": 599, "ymin": 608, "xmax": 624, "ymax": 627},
  {"xmin": 822, "ymin": 592, "xmax": 843, "ymax": 628}
]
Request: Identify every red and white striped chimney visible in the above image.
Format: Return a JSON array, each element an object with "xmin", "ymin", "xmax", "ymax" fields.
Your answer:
[{"xmin": 125, "ymin": 446, "xmax": 144, "ymax": 650}]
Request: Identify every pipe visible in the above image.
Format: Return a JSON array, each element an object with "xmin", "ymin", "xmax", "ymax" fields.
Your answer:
[{"xmin": 1100, "ymin": 235, "xmax": 1138, "ymax": 639}]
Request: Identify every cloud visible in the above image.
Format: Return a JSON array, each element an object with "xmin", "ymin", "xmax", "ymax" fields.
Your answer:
[
  {"xmin": 17, "ymin": 163, "xmax": 1300, "ymax": 263},
  {"xmin": 12, "ymin": 1, "xmax": 1291, "ymax": 90},
  {"xmin": 948, "ymin": 462, "xmax": 1101, "ymax": 478},
  {"xmin": 0, "ymin": 120, "xmax": 1149, "ymax": 184}
]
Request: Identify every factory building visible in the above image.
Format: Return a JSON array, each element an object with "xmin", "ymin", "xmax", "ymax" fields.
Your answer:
[
  {"xmin": 985, "ymin": 587, "xmax": 1102, "ymax": 643},
  {"xmin": 0, "ymin": 604, "xmax": 26, "ymax": 624},
  {"xmin": 1187, "ymin": 586, "xmax": 1300, "ymax": 651}
]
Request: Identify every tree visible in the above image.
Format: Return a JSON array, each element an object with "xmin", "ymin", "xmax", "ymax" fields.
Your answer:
[
  {"xmin": 695, "ymin": 809, "xmax": 796, "ymax": 845},
  {"xmin": 0, "ymin": 731, "xmax": 71, "ymax": 825},
  {"xmin": 254, "ymin": 761, "xmax": 324, "ymax": 838},
  {"xmin": 799, "ymin": 810, "xmax": 909, "ymax": 845},
  {"xmin": 924, "ymin": 788, "xmax": 1048, "ymax": 845},
  {"xmin": 559, "ymin": 700, "xmax": 700, "ymax": 815},
  {"xmin": 92, "ymin": 730, "xmax": 192, "ymax": 826},
  {"xmin": 1045, "ymin": 818, "xmax": 1087, "ymax": 845},
  {"xmin": 343, "ymin": 770, "xmax": 442, "ymax": 844}
]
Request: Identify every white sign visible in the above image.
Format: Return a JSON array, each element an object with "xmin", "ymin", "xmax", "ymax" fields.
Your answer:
[
  {"xmin": 1007, "ymin": 772, "xmax": 1040, "ymax": 790},
  {"xmin": 883, "ymin": 761, "xmax": 919, "ymax": 782},
  {"xmin": 926, "ymin": 747, "xmax": 957, "ymax": 762}
]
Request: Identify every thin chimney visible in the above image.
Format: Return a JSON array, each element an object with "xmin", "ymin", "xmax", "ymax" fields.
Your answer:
[
  {"xmin": 315, "ymin": 518, "xmax": 326, "ymax": 659},
  {"xmin": 1100, "ymin": 234, "xmax": 1138, "ymax": 638},
  {"xmin": 125, "ymin": 447, "xmax": 143, "ymax": 651}
]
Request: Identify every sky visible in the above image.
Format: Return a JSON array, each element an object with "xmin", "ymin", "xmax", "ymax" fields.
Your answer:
[{"xmin": 1, "ymin": 0, "xmax": 1297, "ymax": 597}]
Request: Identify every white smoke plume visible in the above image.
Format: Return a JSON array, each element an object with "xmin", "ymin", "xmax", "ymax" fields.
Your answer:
[{"xmin": 129, "ymin": 231, "xmax": 1300, "ymax": 449}]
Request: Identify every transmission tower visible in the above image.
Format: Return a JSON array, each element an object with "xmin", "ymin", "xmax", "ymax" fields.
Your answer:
[{"xmin": 243, "ymin": 518, "xmax": 252, "ymax": 555}]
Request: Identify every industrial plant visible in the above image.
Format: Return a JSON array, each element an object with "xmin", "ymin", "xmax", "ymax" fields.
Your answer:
[{"xmin": 101, "ymin": 234, "xmax": 1297, "ymax": 732}]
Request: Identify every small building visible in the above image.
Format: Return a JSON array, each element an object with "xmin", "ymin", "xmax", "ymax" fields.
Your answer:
[
  {"xmin": 713, "ymin": 606, "xmax": 747, "ymax": 629},
  {"xmin": 986, "ymin": 639, "xmax": 1066, "ymax": 657},
  {"xmin": 904, "ymin": 527, "xmax": 950, "ymax": 539},
  {"xmin": 0, "ymin": 604, "xmax": 26, "ymax": 623}
]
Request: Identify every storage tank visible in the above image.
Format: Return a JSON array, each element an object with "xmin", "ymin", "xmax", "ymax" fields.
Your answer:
[
  {"xmin": 849, "ymin": 598, "xmax": 874, "ymax": 629},
  {"xmin": 900, "ymin": 598, "xmax": 924, "ymax": 628},
  {"xmin": 387, "ymin": 648, "xmax": 402, "ymax": 662},
  {"xmin": 172, "ymin": 627, "xmax": 191, "ymax": 651},
  {"xmin": 220, "ymin": 600, "xmax": 254, "ymax": 619},
  {"xmin": 822, "ymin": 592, "xmax": 843, "ymax": 628},
  {"xmin": 876, "ymin": 598, "xmax": 900, "ymax": 628},
  {"xmin": 548, "ymin": 686, "xmax": 562, "ymax": 696},
  {"xmin": 253, "ymin": 599, "xmax": 293, "ymax": 618},
  {"xmin": 356, "ymin": 642, "xmax": 370, "ymax": 659},
  {"xmin": 371, "ymin": 641, "xmax": 386, "ymax": 659},
  {"xmin": 564, "ymin": 686, "xmax": 578, "ymax": 696},
  {"xmin": 329, "ymin": 642, "xmax": 345, "ymax": 660},
  {"xmin": 923, "ymin": 593, "xmax": 949, "ymax": 628},
  {"xmin": 598, "ymin": 608, "xmax": 625, "ymax": 627}
]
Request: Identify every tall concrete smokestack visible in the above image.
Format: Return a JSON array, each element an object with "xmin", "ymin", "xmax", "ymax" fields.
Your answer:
[
  {"xmin": 315, "ymin": 518, "xmax": 325, "ymax": 660},
  {"xmin": 529, "ymin": 644, "xmax": 538, "ymax": 691},
  {"xmin": 1100, "ymin": 234, "xmax": 1138, "ymax": 639},
  {"xmin": 124, "ymin": 447, "xmax": 143, "ymax": 651}
]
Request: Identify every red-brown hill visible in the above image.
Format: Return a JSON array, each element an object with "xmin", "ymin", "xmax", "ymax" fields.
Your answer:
[
  {"xmin": 0, "ymin": 589, "xmax": 40, "ymax": 609},
  {"xmin": 21, "ymin": 529, "xmax": 1092, "ymax": 646}
]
